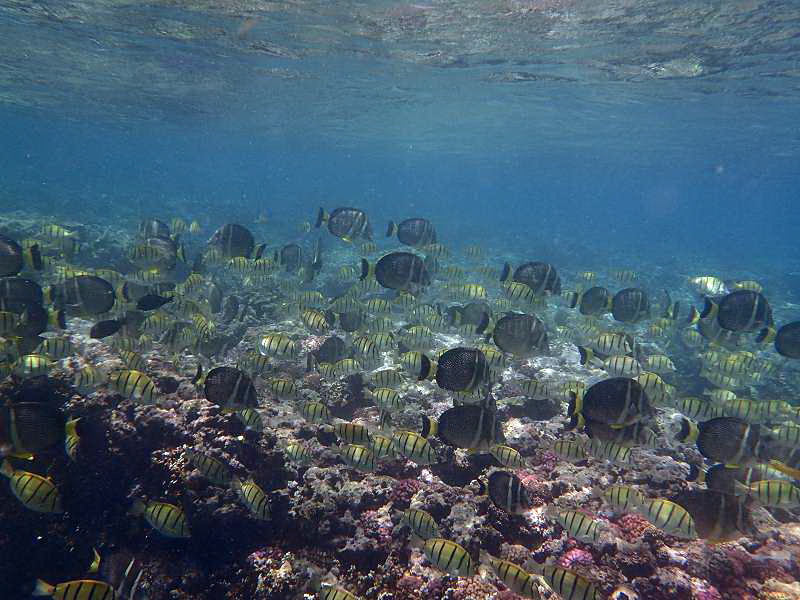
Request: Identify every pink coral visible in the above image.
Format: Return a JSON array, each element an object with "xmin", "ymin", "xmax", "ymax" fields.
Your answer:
[
  {"xmin": 615, "ymin": 513, "xmax": 654, "ymax": 542},
  {"xmin": 558, "ymin": 547, "xmax": 594, "ymax": 569},
  {"xmin": 390, "ymin": 478, "xmax": 423, "ymax": 508}
]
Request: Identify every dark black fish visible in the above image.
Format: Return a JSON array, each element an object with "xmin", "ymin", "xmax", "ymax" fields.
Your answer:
[
  {"xmin": 775, "ymin": 321, "xmax": 800, "ymax": 359},
  {"xmin": 571, "ymin": 377, "xmax": 650, "ymax": 428},
  {"xmin": 316, "ymin": 207, "xmax": 372, "ymax": 241},
  {"xmin": 204, "ymin": 366, "xmax": 258, "ymax": 408},
  {"xmin": 49, "ymin": 275, "xmax": 115, "ymax": 315},
  {"xmin": 313, "ymin": 335, "xmax": 348, "ymax": 364},
  {"xmin": 117, "ymin": 281, "xmax": 150, "ymax": 303},
  {"xmin": 446, "ymin": 302, "xmax": 492, "ymax": 329},
  {"xmin": 583, "ymin": 417, "xmax": 656, "ymax": 447},
  {"xmin": 275, "ymin": 244, "xmax": 302, "ymax": 272},
  {"xmin": 611, "ymin": 288, "xmax": 650, "ymax": 323},
  {"xmin": 136, "ymin": 294, "xmax": 174, "ymax": 311},
  {"xmin": 209, "ymin": 224, "xmax": 255, "ymax": 259},
  {"xmin": 677, "ymin": 416, "xmax": 779, "ymax": 466},
  {"xmin": 435, "ymin": 347, "xmax": 489, "ymax": 393},
  {"xmin": 90, "ymin": 319, "xmax": 126, "ymax": 339},
  {"xmin": 0, "ymin": 402, "xmax": 65, "ymax": 457},
  {"xmin": 0, "ymin": 235, "xmax": 24, "ymax": 277},
  {"xmin": 574, "ymin": 286, "xmax": 611, "ymax": 316},
  {"xmin": 490, "ymin": 312, "xmax": 548, "ymax": 355},
  {"xmin": 337, "ymin": 311, "xmax": 363, "ymax": 333},
  {"xmin": 500, "ymin": 261, "xmax": 561, "ymax": 296},
  {"xmin": 716, "ymin": 290, "xmax": 772, "ymax": 332},
  {"xmin": 362, "ymin": 252, "xmax": 430, "ymax": 292},
  {"xmin": 387, "ymin": 218, "xmax": 437, "ymax": 247},
  {"xmin": 423, "ymin": 402, "xmax": 503, "ymax": 450},
  {"xmin": 674, "ymin": 489, "xmax": 755, "ymax": 542},
  {"xmin": 479, "ymin": 470, "xmax": 531, "ymax": 514},
  {"xmin": 139, "ymin": 218, "xmax": 170, "ymax": 239},
  {"xmin": 0, "ymin": 276, "xmax": 44, "ymax": 305},
  {"xmin": 0, "ymin": 298, "xmax": 50, "ymax": 338}
]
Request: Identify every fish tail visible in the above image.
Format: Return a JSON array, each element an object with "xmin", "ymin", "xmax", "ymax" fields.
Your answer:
[
  {"xmin": 360, "ymin": 259, "xmax": 374, "ymax": 280},
  {"xmin": 420, "ymin": 416, "xmax": 438, "ymax": 438},
  {"xmin": 499, "ymin": 262, "xmax": 511, "ymax": 282},
  {"xmin": 676, "ymin": 418, "xmax": 699, "ymax": 443},
  {"xmin": 33, "ymin": 579, "xmax": 55, "ymax": 596},
  {"xmin": 386, "ymin": 221, "xmax": 397, "ymax": 237},
  {"xmin": 314, "ymin": 208, "xmax": 327, "ymax": 228},
  {"xmin": 0, "ymin": 459, "xmax": 14, "ymax": 478},
  {"xmin": 128, "ymin": 498, "xmax": 146, "ymax": 516},
  {"xmin": 64, "ymin": 418, "xmax": 81, "ymax": 438},
  {"xmin": 577, "ymin": 345, "xmax": 593, "ymax": 366}
]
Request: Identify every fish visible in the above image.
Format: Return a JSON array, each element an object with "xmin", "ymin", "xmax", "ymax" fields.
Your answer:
[
  {"xmin": 569, "ymin": 377, "xmax": 651, "ymax": 429},
  {"xmin": 552, "ymin": 439, "xmax": 587, "ymax": 462},
  {"xmin": 318, "ymin": 586, "xmax": 359, "ymax": 600},
  {"xmin": 578, "ymin": 349, "xmax": 641, "ymax": 377},
  {"xmin": 553, "ymin": 509, "xmax": 603, "ymax": 543},
  {"xmin": 300, "ymin": 402, "xmax": 331, "ymax": 424},
  {"xmin": 259, "ymin": 333, "xmax": 297, "ymax": 358},
  {"xmin": 489, "ymin": 444, "xmax": 527, "ymax": 468},
  {"xmin": 367, "ymin": 388, "xmax": 403, "ymax": 412},
  {"xmin": 585, "ymin": 438, "xmax": 634, "ymax": 465},
  {"xmin": 610, "ymin": 287, "xmax": 650, "ymax": 323},
  {"xmin": 480, "ymin": 553, "xmax": 540, "ymax": 599},
  {"xmin": 676, "ymin": 416, "xmax": 779, "ymax": 466},
  {"xmin": 64, "ymin": 418, "xmax": 80, "ymax": 461},
  {"xmin": 0, "ymin": 235, "xmax": 25, "ymax": 278},
  {"xmin": 500, "ymin": 261, "xmax": 561, "ymax": 296},
  {"xmin": 14, "ymin": 354, "xmax": 53, "ymax": 378},
  {"xmin": 90, "ymin": 318, "xmax": 126, "ymax": 339},
  {"xmin": 236, "ymin": 408, "xmax": 264, "ymax": 432},
  {"xmin": 203, "ymin": 366, "xmax": 257, "ymax": 408},
  {"xmin": 48, "ymin": 275, "xmax": 116, "ymax": 315},
  {"xmin": 129, "ymin": 499, "xmax": 190, "ymax": 537},
  {"xmin": 108, "ymin": 370, "xmax": 158, "ymax": 404},
  {"xmin": 33, "ymin": 579, "xmax": 115, "ymax": 599},
  {"xmin": 602, "ymin": 484, "xmax": 645, "ymax": 513},
  {"xmin": 434, "ymin": 347, "xmax": 490, "ymax": 393},
  {"xmin": 774, "ymin": 321, "xmax": 800, "ymax": 359},
  {"xmin": 402, "ymin": 507, "xmax": 440, "ymax": 540},
  {"xmin": 74, "ymin": 365, "xmax": 102, "ymax": 390},
  {"xmin": 635, "ymin": 497, "xmax": 697, "ymax": 539},
  {"xmin": 422, "ymin": 403, "xmax": 503, "ymax": 451},
  {"xmin": 488, "ymin": 312, "xmax": 549, "ymax": 355},
  {"xmin": 392, "ymin": 430, "xmax": 437, "ymax": 465},
  {"xmin": 231, "ymin": 477, "xmax": 271, "ymax": 520},
  {"xmin": 1, "ymin": 459, "xmax": 63, "ymax": 513},
  {"xmin": 570, "ymin": 286, "xmax": 612, "ymax": 317},
  {"xmin": 422, "ymin": 538, "xmax": 476, "ymax": 577},
  {"xmin": 36, "ymin": 337, "xmax": 76, "ymax": 360},
  {"xmin": 477, "ymin": 470, "xmax": 531, "ymax": 514},
  {"xmin": 747, "ymin": 480, "xmax": 800, "ymax": 507},
  {"xmin": 185, "ymin": 449, "xmax": 232, "ymax": 485},
  {"xmin": 361, "ymin": 252, "xmax": 430, "ymax": 292},
  {"xmin": 208, "ymin": 223, "xmax": 255, "ymax": 259},
  {"xmin": 333, "ymin": 422, "xmax": 371, "ymax": 445},
  {"xmin": 673, "ymin": 489, "xmax": 755, "ymax": 542},
  {"xmin": 268, "ymin": 378, "xmax": 296, "ymax": 399},
  {"xmin": 529, "ymin": 565, "xmax": 600, "ymax": 600},
  {"xmin": 335, "ymin": 443, "xmax": 377, "ymax": 472},
  {"xmin": 285, "ymin": 442, "xmax": 314, "ymax": 464},
  {"xmin": 135, "ymin": 294, "xmax": 173, "ymax": 311},
  {"xmin": 716, "ymin": 290, "xmax": 772, "ymax": 332},
  {"xmin": 316, "ymin": 207, "xmax": 372, "ymax": 242},
  {"xmin": 386, "ymin": 217, "xmax": 437, "ymax": 247}
]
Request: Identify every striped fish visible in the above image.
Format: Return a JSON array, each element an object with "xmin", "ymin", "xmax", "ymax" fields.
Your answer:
[
  {"xmin": 232, "ymin": 478, "xmax": 271, "ymax": 520},
  {"xmin": 108, "ymin": 369, "xmax": 157, "ymax": 404},
  {"xmin": 368, "ymin": 388, "xmax": 403, "ymax": 412},
  {"xmin": 554, "ymin": 510, "xmax": 602, "ymax": 543},
  {"xmin": 300, "ymin": 402, "xmax": 331, "ymax": 424},
  {"xmin": 185, "ymin": 449, "xmax": 232, "ymax": 486},
  {"xmin": 33, "ymin": 579, "xmax": 115, "ymax": 600},
  {"xmin": 602, "ymin": 485, "xmax": 644, "ymax": 513},
  {"xmin": 236, "ymin": 408, "xmax": 264, "ymax": 432},
  {"xmin": 284, "ymin": 442, "xmax": 314, "ymax": 464},
  {"xmin": 585, "ymin": 439, "xmax": 633, "ymax": 465},
  {"xmin": 268, "ymin": 378, "xmax": 296, "ymax": 399},
  {"xmin": 64, "ymin": 418, "xmax": 80, "ymax": 461},
  {"xmin": 392, "ymin": 431, "xmax": 437, "ymax": 465},
  {"xmin": 369, "ymin": 434, "xmax": 395, "ymax": 459},
  {"xmin": 552, "ymin": 439, "xmax": 587, "ymax": 462},
  {"xmin": 489, "ymin": 444, "xmax": 527, "ymax": 468},
  {"xmin": 333, "ymin": 422, "xmax": 371, "ymax": 445},
  {"xmin": 129, "ymin": 499, "xmax": 190, "ymax": 538},
  {"xmin": 318, "ymin": 586, "xmax": 359, "ymax": 600},
  {"xmin": 636, "ymin": 498, "xmax": 697, "ymax": 539},
  {"xmin": 336, "ymin": 444, "xmax": 377, "ymax": 472},
  {"xmin": 119, "ymin": 350, "xmax": 146, "ymax": 372},
  {"xmin": 481, "ymin": 554, "xmax": 539, "ymax": 599},
  {"xmin": 368, "ymin": 368, "xmax": 405, "ymax": 387},
  {"xmin": 747, "ymin": 480, "xmax": 800, "ymax": 508},
  {"xmin": 1, "ymin": 460, "xmax": 62, "ymax": 513},
  {"xmin": 535, "ymin": 565, "xmax": 600, "ymax": 600},
  {"xmin": 422, "ymin": 538, "xmax": 476, "ymax": 577},
  {"xmin": 402, "ymin": 507, "xmax": 440, "ymax": 540},
  {"xmin": 259, "ymin": 333, "xmax": 296, "ymax": 358}
]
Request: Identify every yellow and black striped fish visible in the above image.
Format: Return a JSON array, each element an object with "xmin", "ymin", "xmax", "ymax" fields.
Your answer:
[
  {"xmin": 553, "ymin": 510, "xmax": 602, "ymax": 543},
  {"xmin": 108, "ymin": 369, "xmax": 157, "ymax": 404},
  {"xmin": 34, "ymin": 579, "xmax": 115, "ymax": 600},
  {"xmin": 300, "ymin": 401, "xmax": 331, "ymax": 424},
  {"xmin": 318, "ymin": 585, "xmax": 359, "ymax": 600},
  {"xmin": 481, "ymin": 554, "xmax": 538, "ymax": 598},
  {"xmin": 333, "ymin": 422, "xmax": 371, "ymax": 445},
  {"xmin": 1, "ymin": 460, "xmax": 63, "ymax": 513},
  {"xmin": 64, "ymin": 418, "xmax": 80, "ymax": 461},
  {"xmin": 489, "ymin": 445, "xmax": 526, "ymax": 468},
  {"xmin": 636, "ymin": 498, "xmax": 697, "ymax": 539},
  {"xmin": 185, "ymin": 449, "xmax": 232, "ymax": 486},
  {"xmin": 402, "ymin": 507, "xmax": 440, "ymax": 540},
  {"xmin": 259, "ymin": 333, "xmax": 296, "ymax": 358},
  {"xmin": 747, "ymin": 480, "xmax": 800, "ymax": 508},
  {"xmin": 602, "ymin": 485, "xmax": 644, "ymax": 513},
  {"xmin": 236, "ymin": 407, "xmax": 264, "ymax": 432},
  {"xmin": 532, "ymin": 565, "xmax": 600, "ymax": 600},
  {"xmin": 268, "ymin": 378, "xmax": 296, "ymax": 399},
  {"xmin": 336, "ymin": 444, "xmax": 377, "ymax": 472},
  {"xmin": 129, "ymin": 499, "xmax": 190, "ymax": 538},
  {"xmin": 423, "ymin": 538, "xmax": 476, "ymax": 576},
  {"xmin": 231, "ymin": 477, "xmax": 271, "ymax": 520},
  {"xmin": 284, "ymin": 442, "xmax": 314, "ymax": 464},
  {"xmin": 392, "ymin": 431, "xmax": 437, "ymax": 465}
]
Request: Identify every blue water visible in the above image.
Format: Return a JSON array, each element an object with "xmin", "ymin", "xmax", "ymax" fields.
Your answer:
[{"xmin": 1, "ymin": 1, "xmax": 799, "ymax": 272}]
